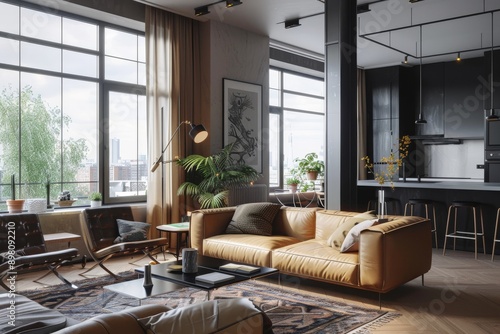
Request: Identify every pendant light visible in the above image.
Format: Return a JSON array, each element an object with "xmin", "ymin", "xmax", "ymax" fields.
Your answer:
[
  {"xmin": 487, "ymin": 12, "xmax": 498, "ymax": 121},
  {"xmin": 415, "ymin": 26, "xmax": 427, "ymax": 124}
]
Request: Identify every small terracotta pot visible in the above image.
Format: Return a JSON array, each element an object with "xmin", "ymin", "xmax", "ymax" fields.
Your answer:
[{"xmin": 6, "ymin": 199, "xmax": 25, "ymax": 213}]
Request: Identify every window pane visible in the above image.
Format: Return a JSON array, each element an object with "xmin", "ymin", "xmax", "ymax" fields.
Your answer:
[
  {"xmin": 108, "ymin": 91, "xmax": 146, "ymax": 198},
  {"xmin": 63, "ymin": 79, "xmax": 98, "ymax": 202},
  {"xmin": 283, "ymin": 93, "xmax": 324, "ymax": 113},
  {"xmin": 270, "ymin": 88, "xmax": 280, "ymax": 106},
  {"xmin": 283, "ymin": 110, "xmax": 325, "ymax": 183},
  {"xmin": 270, "ymin": 69, "xmax": 280, "ymax": 89},
  {"xmin": 105, "ymin": 56, "xmax": 137, "ymax": 84},
  {"xmin": 0, "ymin": 2, "xmax": 19, "ymax": 34},
  {"xmin": 20, "ymin": 72, "xmax": 62, "ymax": 198},
  {"xmin": 63, "ymin": 18, "xmax": 98, "ymax": 51},
  {"xmin": 105, "ymin": 27, "xmax": 137, "ymax": 61},
  {"xmin": 138, "ymin": 62, "xmax": 146, "ymax": 86},
  {"xmin": 0, "ymin": 69, "xmax": 20, "ymax": 205},
  {"xmin": 21, "ymin": 42, "xmax": 61, "ymax": 72},
  {"xmin": 138, "ymin": 36, "xmax": 146, "ymax": 62},
  {"xmin": 0, "ymin": 37, "xmax": 19, "ymax": 65},
  {"xmin": 63, "ymin": 50, "xmax": 98, "ymax": 77},
  {"xmin": 21, "ymin": 7, "xmax": 61, "ymax": 43},
  {"xmin": 269, "ymin": 113, "xmax": 280, "ymax": 187},
  {"xmin": 284, "ymin": 72, "xmax": 324, "ymax": 96}
]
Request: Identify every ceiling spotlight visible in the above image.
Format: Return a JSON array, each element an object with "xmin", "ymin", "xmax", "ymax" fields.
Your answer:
[
  {"xmin": 195, "ymin": 5, "xmax": 210, "ymax": 16},
  {"xmin": 404, "ymin": 55, "xmax": 408, "ymax": 64},
  {"xmin": 456, "ymin": 52, "xmax": 461, "ymax": 62},
  {"xmin": 285, "ymin": 18, "xmax": 301, "ymax": 29},
  {"xmin": 226, "ymin": 0, "xmax": 242, "ymax": 8}
]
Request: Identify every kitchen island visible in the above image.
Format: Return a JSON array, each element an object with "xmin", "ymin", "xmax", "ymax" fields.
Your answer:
[{"xmin": 357, "ymin": 178, "xmax": 500, "ymax": 256}]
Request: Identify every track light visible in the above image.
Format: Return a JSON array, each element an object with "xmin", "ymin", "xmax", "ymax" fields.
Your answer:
[
  {"xmin": 409, "ymin": 0, "xmax": 422, "ymax": 3},
  {"xmin": 226, "ymin": 0, "xmax": 242, "ymax": 8},
  {"xmin": 456, "ymin": 52, "xmax": 461, "ymax": 62},
  {"xmin": 404, "ymin": 55, "xmax": 408, "ymax": 64},
  {"xmin": 285, "ymin": 18, "xmax": 301, "ymax": 29},
  {"xmin": 194, "ymin": 5, "xmax": 210, "ymax": 16}
]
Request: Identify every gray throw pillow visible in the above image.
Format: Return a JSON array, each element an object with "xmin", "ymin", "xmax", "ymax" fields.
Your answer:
[
  {"xmin": 114, "ymin": 219, "xmax": 150, "ymax": 243},
  {"xmin": 225, "ymin": 202, "xmax": 281, "ymax": 236}
]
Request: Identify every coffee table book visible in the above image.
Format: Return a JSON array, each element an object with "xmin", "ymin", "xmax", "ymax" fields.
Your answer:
[
  {"xmin": 219, "ymin": 263, "xmax": 260, "ymax": 275},
  {"xmin": 195, "ymin": 272, "xmax": 235, "ymax": 285}
]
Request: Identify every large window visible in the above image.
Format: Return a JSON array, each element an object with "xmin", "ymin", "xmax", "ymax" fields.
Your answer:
[
  {"xmin": 0, "ymin": 1, "xmax": 146, "ymax": 210},
  {"xmin": 269, "ymin": 68, "xmax": 325, "ymax": 190}
]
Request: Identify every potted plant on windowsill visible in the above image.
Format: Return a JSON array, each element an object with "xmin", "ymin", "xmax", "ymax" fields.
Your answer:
[
  {"xmin": 89, "ymin": 192, "xmax": 102, "ymax": 207},
  {"xmin": 293, "ymin": 152, "xmax": 325, "ymax": 181},
  {"xmin": 286, "ymin": 177, "xmax": 300, "ymax": 193},
  {"xmin": 6, "ymin": 174, "xmax": 25, "ymax": 213}
]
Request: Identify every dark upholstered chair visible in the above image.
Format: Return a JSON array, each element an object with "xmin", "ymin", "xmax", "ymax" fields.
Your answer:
[
  {"xmin": 0, "ymin": 214, "xmax": 79, "ymax": 290},
  {"xmin": 79, "ymin": 206, "xmax": 167, "ymax": 278}
]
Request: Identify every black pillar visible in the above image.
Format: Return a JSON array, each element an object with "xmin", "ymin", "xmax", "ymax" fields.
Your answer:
[{"xmin": 325, "ymin": 0, "xmax": 358, "ymax": 210}]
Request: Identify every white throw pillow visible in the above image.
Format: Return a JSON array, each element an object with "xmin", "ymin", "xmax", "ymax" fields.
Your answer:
[{"xmin": 340, "ymin": 219, "xmax": 378, "ymax": 252}]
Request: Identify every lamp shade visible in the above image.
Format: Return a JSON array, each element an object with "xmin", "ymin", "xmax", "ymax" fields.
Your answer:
[{"xmin": 189, "ymin": 124, "xmax": 208, "ymax": 143}]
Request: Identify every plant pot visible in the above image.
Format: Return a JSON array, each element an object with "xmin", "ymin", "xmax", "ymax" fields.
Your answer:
[
  {"xmin": 90, "ymin": 200, "xmax": 102, "ymax": 208},
  {"xmin": 288, "ymin": 184, "xmax": 298, "ymax": 193},
  {"xmin": 306, "ymin": 171, "xmax": 318, "ymax": 180},
  {"xmin": 6, "ymin": 199, "xmax": 25, "ymax": 213}
]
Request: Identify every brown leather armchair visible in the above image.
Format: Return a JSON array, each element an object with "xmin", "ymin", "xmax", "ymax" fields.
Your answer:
[
  {"xmin": 0, "ymin": 213, "xmax": 79, "ymax": 290},
  {"xmin": 79, "ymin": 206, "xmax": 167, "ymax": 278}
]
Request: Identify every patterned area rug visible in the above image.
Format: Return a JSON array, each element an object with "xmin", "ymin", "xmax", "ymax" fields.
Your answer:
[{"xmin": 21, "ymin": 271, "xmax": 399, "ymax": 333}]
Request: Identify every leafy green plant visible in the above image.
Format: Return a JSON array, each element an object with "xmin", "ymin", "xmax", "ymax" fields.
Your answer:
[
  {"xmin": 286, "ymin": 177, "xmax": 300, "ymax": 185},
  {"xmin": 292, "ymin": 152, "xmax": 324, "ymax": 179},
  {"xmin": 89, "ymin": 192, "xmax": 102, "ymax": 201},
  {"xmin": 177, "ymin": 143, "xmax": 261, "ymax": 209}
]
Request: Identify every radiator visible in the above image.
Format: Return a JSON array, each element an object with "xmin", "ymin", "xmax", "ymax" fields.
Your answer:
[{"xmin": 227, "ymin": 184, "xmax": 269, "ymax": 206}]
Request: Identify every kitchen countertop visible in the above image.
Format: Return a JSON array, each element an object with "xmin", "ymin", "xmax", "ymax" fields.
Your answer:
[{"xmin": 357, "ymin": 178, "xmax": 500, "ymax": 192}]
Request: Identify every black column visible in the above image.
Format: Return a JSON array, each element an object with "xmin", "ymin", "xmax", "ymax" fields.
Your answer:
[{"xmin": 325, "ymin": 0, "xmax": 358, "ymax": 210}]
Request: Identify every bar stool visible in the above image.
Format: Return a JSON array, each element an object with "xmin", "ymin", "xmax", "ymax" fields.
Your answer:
[
  {"xmin": 492, "ymin": 208, "xmax": 500, "ymax": 261},
  {"xmin": 404, "ymin": 199, "xmax": 439, "ymax": 248},
  {"xmin": 443, "ymin": 201, "xmax": 486, "ymax": 259}
]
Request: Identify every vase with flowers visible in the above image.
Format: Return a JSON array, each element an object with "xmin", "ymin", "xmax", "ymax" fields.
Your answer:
[{"xmin": 361, "ymin": 135, "xmax": 411, "ymax": 218}]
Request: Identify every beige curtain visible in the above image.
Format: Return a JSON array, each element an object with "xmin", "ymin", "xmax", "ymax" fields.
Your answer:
[
  {"xmin": 145, "ymin": 7, "xmax": 200, "ymax": 235},
  {"xmin": 357, "ymin": 68, "xmax": 367, "ymax": 180}
]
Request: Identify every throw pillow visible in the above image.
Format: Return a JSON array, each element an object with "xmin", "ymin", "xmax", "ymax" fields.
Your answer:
[
  {"xmin": 327, "ymin": 211, "xmax": 377, "ymax": 251},
  {"xmin": 113, "ymin": 219, "xmax": 150, "ymax": 243},
  {"xmin": 340, "ymin": 218, "xmax": 378, "ymax": 252},
  {"xmin": 225, "ymin": 202, "xmax": 281, "ymax": 236}
]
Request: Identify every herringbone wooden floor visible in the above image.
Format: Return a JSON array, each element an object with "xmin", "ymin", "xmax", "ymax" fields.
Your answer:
[{"xmin": 9, "ymin": 249, "xmax": 500, "ymax": 333}]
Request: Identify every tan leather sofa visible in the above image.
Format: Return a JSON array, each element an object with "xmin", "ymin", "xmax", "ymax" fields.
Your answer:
[
  {"xmin": 190, "ymin": 206, "xmax": 432, "ymax": 293},
  {"xmin": 1, "ymin": 293, "xmax": 271, "ymax": 334}
]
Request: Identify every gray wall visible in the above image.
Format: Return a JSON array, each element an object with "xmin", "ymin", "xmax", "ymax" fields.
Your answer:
[{"xmin": 200, "ymin": 20, "xmax": 270, "ymax": 184}]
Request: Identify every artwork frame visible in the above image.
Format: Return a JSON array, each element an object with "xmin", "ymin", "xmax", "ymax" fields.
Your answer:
[{"xmin": 223, "ymin": 78, "xmax": 262, "ymax": 173}]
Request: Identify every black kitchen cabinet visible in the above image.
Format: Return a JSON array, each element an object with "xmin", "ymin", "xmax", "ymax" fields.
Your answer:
[
  {"xmin": 483, "ymin": 50, "xmax": 500, "ymax": 111},
  {"xmin": 444, "ymin": 57, "xmax": 485, "ymax": 139}
]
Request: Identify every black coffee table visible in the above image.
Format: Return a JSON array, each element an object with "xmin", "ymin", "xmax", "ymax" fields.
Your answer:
[
  {"xmin": 135, "ymin": 255, "xmax": 278, "ymax": 299},
  {"xmin": 103, "ymin": 277, "xmax": 185, "ymax": 304}
]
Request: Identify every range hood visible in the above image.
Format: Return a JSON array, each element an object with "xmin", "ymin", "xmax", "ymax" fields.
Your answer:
[{"xmin": 410, "ymin": 135, "xmax": 462, "ymax": 145}]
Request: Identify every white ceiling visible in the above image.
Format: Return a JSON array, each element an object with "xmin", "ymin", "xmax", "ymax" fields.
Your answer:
[{"xmin": 134, "ymin": 0, "xmax": 500, "ymax": 69}]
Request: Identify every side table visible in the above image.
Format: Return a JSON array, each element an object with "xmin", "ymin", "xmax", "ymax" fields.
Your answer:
[{"xmin": 156, "ymin": 223, "xmax": 190, "ymax": 260}]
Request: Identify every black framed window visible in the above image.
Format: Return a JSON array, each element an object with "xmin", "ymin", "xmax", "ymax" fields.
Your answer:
[
  {"xmin": 268, "ymin": 67, "xmax": 325, "ymax": 190},
  {"xmin": 0, "ymin": 0, "xmax": 146, "ymax": 210}
]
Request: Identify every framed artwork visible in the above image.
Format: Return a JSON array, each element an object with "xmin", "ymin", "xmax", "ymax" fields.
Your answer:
[{"xmin": 223, "ymin": 78, "xmax": 262, "ymax": 173}]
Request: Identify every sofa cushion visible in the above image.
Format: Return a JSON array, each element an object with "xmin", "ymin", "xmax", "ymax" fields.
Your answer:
[
  {"xmin": 225, "ymin": 202, "xmax": 281, "ymax": 236},
  {"xmin": 272, "ymin": 239, "xmax": 359, "ymax": 286},
  {"xmin": 138, "ymin": 298, "xmax": 265, "ymax": 334},
  {"xmin": 203, "ymin": 234, "xmax": 300, "ymax": 267},
  {"xmin": 114, "ymin": 219, "xmax": 150, "ymax": 243},
  {"xmin": 340, "ymin": 218, "xmax": 378, "ymax": 252},
  {"xmin": 273, "ymin": 207, "xmax": 318, "ymax": 241},
  {"xmin": 327, "ymin": 211, "xmax": 377, "ymax": 251}
]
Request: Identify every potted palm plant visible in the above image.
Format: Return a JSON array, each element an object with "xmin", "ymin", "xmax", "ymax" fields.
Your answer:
[
  {"xmin": 293, "ymin": 152, "xmax": 325, "ymax": 180},
  {"xmin": 177, "ymin": 143, "xmax": 261, "ymax": 209}
]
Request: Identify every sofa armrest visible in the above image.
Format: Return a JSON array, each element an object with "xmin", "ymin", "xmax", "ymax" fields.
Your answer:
[
  {"xmin": 359, "ymin": 216, "xmax": 432, "ymax": 293},
  {"xmin": 190, "ymin": 207, "xmax": 236, "ymax": 254}
]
